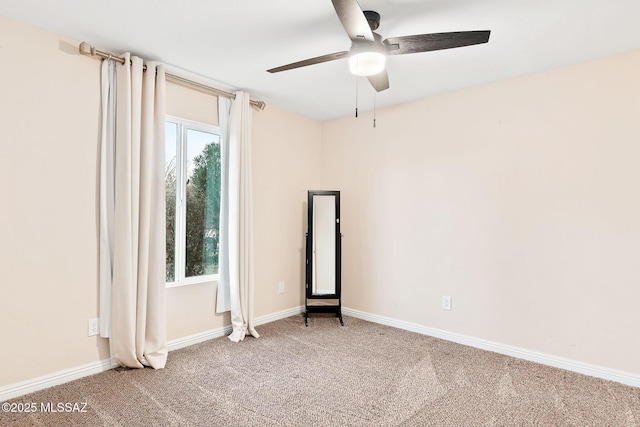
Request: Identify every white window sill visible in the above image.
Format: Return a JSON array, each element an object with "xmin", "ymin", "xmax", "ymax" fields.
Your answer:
[{"xmin": 166, "ymin": 274, "xmax": 219, "ymax": 288}]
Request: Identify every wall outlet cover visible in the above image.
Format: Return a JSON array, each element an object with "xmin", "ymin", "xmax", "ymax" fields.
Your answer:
[{"xmin": 88, "ymin": 318, "xmax": 99, "ymax": 336}]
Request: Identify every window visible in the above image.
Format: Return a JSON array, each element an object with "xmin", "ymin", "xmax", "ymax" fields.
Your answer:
[{"xmin": 165, "ymin": 117, "xmax": 221, "ymax": 286}]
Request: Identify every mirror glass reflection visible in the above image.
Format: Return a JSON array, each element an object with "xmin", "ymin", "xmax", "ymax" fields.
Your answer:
[{"xmin": 312, "ymin": 195, "xmax": 336, "ymax": 296}]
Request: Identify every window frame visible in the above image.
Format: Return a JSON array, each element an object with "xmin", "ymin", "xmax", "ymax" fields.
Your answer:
[{"xmin": 165, "ymin": 115, "xmax": 221, "ymax": 288}]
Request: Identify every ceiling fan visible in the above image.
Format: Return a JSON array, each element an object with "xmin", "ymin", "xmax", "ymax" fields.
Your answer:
[{"xmin": 267, "ymin": 0, "xmax": 491, "ymax": 92}]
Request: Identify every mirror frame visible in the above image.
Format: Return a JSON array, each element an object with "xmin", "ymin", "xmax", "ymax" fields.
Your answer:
[{"xmin": 306, "ymin": 190, "xmax": 341, "ymax": 300}]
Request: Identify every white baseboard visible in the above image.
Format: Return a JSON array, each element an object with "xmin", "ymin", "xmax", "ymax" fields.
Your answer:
[
  {"xmin": 167, "ymin": 325, "xmax": 233, "ymax": 352},
  {"xmin": 254, "ymin": 305, "xmax": 305, "ymax": 326},
  {"xmin": 342, "ymin": 307, "xmax": 640, "ymax": 388},
  {"xmin": 1, "ymin": 306, "xmax": 306, "ymax": 402},
  {"xmin": 0, "ymin": 358, "xmax": 118, "ymax": 403},
  {"xmin": 167, "ymin": 306, "xmax": 304, "ymax": 351}
]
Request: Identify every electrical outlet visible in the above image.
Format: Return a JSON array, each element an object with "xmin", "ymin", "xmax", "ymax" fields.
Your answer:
[
  {"xmin": 278, "ymin": 281, "xmax": 285, "ymax": 294},
  {"xmin": 442, "ymin": 296, "xmax": 452, "ymax": 311},
  {"xmin": 88, "ymin": 318, "xmax": 99, "ymax": 336}
]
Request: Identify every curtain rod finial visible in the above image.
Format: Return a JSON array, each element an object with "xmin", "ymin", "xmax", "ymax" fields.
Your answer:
[
  {"xmin": 78, "ymin": 42, "xmax": 93, "ymax": 57},
  {"xmin": 252, "ymin": 101, "xmax": 266, "ymax": 111}
]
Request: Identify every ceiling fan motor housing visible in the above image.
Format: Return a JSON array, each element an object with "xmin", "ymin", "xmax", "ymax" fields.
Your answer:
[
  {"xmin": 350, "ymin": 32, "xmax": 385, "ymax": 54},
  {"xmin": 363, "ymin": 10, "xmax": 381, "ymax": 31}
]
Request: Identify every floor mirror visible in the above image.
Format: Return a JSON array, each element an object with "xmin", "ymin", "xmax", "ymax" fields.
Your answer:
[{"xmin": 305, "ymin": 190, "xmax": 343, "ymax": 326}]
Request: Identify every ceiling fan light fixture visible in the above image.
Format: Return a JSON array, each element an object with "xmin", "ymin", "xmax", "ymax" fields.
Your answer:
[{"xmin": 348, "ymin": 51, "xmax": 386, "ymax": 76}]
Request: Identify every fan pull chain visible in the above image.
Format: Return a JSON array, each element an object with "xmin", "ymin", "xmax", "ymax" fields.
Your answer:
[
  {"xmin": 373, "ymin": 92, "xmax": 377, "ymax": 128},
  {"xmin": 355, "ymin": 78, "xmax": 359, "ymax": 118}
]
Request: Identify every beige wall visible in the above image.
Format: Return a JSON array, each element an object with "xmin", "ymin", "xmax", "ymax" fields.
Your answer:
[
  {"xmin": 0, "ymin": 16, "xmax": 322, "ymax": 387},
  {"xmin": 322, "ymin": 49, "xmax": 640, "ymax": 374},
  {"xmin": 252, "ymin": 105, "xmax": 322, "ymax": 316},
  {"xmin": 166, "ymin": 81, "xmax": 218, "ymax": 126},
  {"xmin": 0, "ymin": 16, "xmax": 110, "ymax": 386}
]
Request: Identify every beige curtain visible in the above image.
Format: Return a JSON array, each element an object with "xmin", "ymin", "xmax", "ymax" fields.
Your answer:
[
  {"xmin": 101, "ymin": 53, "xmax": 168, "ymax": 369},
  {"xmin": 216, "ymin": 92, "xmax": 259, "ymax": 342}
]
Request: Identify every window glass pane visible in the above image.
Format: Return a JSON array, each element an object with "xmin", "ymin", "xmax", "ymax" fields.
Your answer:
[
  {"xmin": 165, "ymin": 122, "xmax": 177, "ymax": 282},
  {"xmin": 185, "ymin": 129, "xmax": 221, "ymax": 277}
]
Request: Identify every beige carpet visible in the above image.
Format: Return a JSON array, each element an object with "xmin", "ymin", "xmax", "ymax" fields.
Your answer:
[{"xmin": 2, "ymin": 314, "xmax": 639, "ymax": 426}]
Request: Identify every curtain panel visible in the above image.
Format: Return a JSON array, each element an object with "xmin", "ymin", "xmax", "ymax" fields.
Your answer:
[
  {"xmin": 216, "ymin": 92, "xmax": 259, "ymax": 342},
  {"xmin": 99, "ymin": 54, "xmax": 168, "ymax": 369}
]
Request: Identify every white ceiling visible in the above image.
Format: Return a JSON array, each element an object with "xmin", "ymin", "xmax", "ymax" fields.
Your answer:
[{"xmin": 2, "ymin": 0, "xmax": 640, "ymax": 121}]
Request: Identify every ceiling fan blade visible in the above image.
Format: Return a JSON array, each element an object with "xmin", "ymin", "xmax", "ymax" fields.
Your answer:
[
  {"xmin": 367, "ymin": 69, "xmax": 389, "ymax": 92},
  {"xmin": 384, "ymin": 30, "xmax": 491, "ymax": 55},
  {"xmin": 267, "ymin": 51, "xmax": 349, "ymax": 73},
  {"xmin": 331, "ymin": 0, "xmax": 375, "ymax": 42}
]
